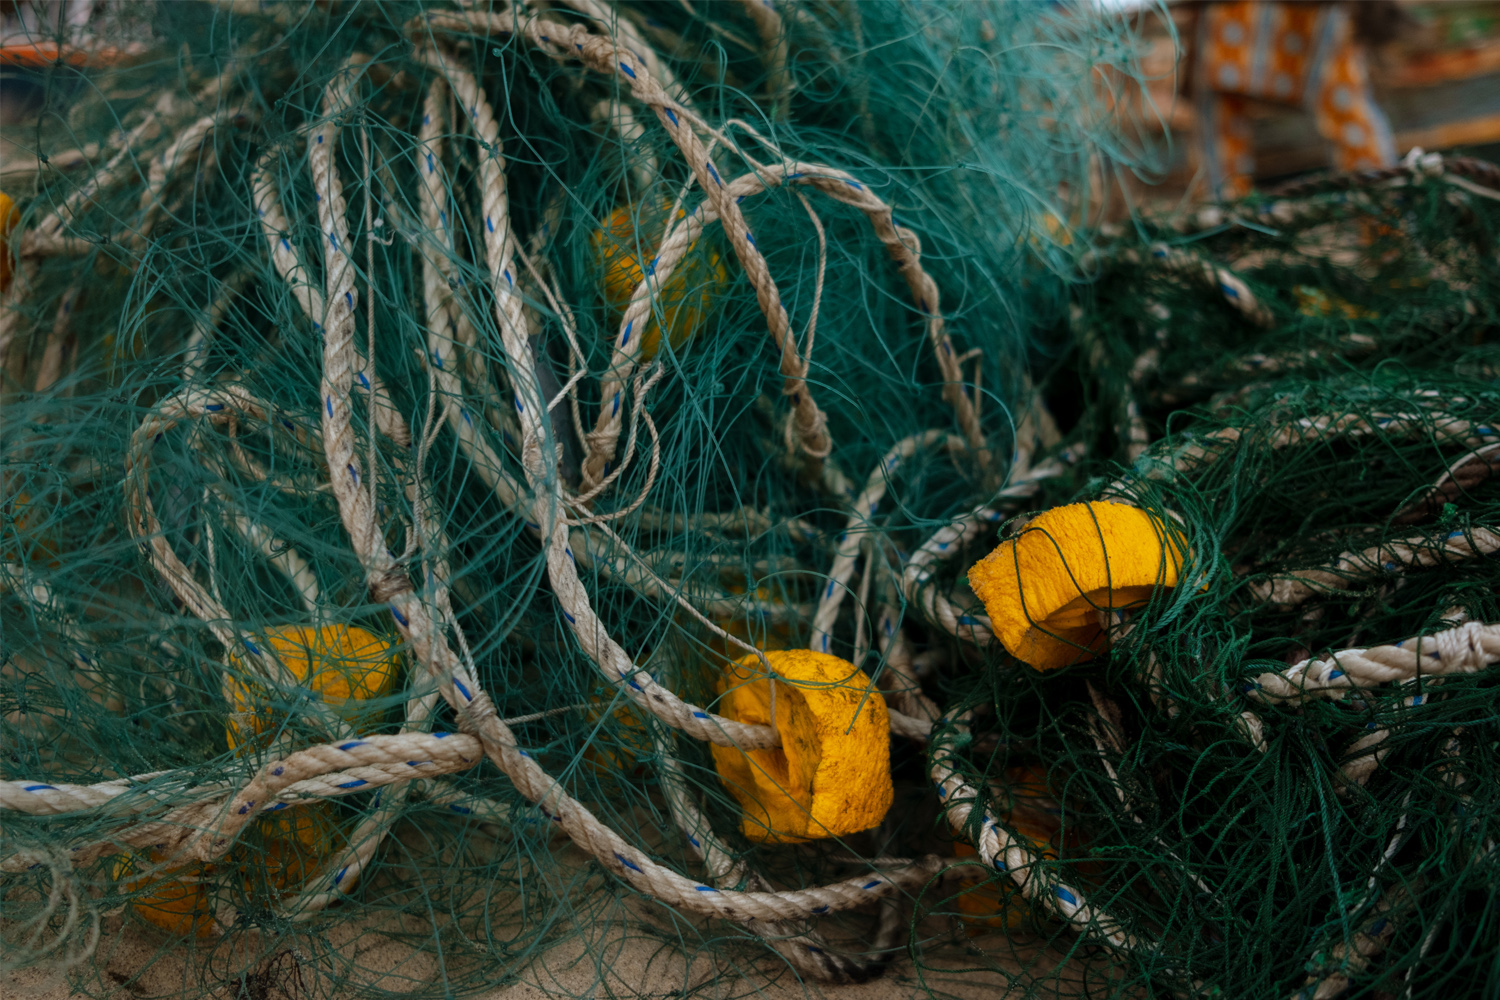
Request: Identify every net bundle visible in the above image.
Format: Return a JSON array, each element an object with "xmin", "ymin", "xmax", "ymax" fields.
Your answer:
[
  {"xmin": 0, "ymin": 2, "xmax": 1164, "ymax": 998},
  {"xmin": 972, "ymin": 153, "xmax": 1500, "ymax": 997},
  {"xmin": 13, "ymin": 2, "xmax": 1500, "ymax": 997}
]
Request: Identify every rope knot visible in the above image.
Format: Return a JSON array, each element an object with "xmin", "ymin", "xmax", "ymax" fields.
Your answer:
[
  {"xmin": 781, "ymin": 400, "xmax": 832, "ymax": 460},
  {"xmin": 581, "ymin": 424, "xmax": 624, "ymax": 492},
  {"xmin": 1434, "ymin": 620, "xmax": 1485, "ymax": 673},
  {"xmin": 458, "ymin": 687, "xmax": 499, "ymax": 735},
  {"xmin": 369, "ymin": 569, "xmax": 411, "ymax": 605}
]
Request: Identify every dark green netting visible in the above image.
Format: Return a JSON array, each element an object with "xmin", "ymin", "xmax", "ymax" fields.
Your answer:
[
  {"xmin": 0, "ymin": 2, "xmax": 1167, "ymax": 998},
  {"xmin": 9, "ymin": 2, "xmax": 1500, "ymax": 999}
]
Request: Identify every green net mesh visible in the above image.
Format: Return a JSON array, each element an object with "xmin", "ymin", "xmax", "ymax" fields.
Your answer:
[
  {"xmin": 980, "ymin": 158, "xmax": 1500, "ymax": 998},
  {"xmin": 1, "ymin": 2, "xmax": 1164, "ymax": 997},
  {"xmin": 9, "ymin": 2, "xmax": 1500, "ymax": 999}
]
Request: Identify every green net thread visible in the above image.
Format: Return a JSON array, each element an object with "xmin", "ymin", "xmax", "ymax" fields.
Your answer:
[
  {"xmin": 1, "ymin": 2, "xmax": 1168, "ymax": 998},
  {"xmin": 16, "ymin": 3, "xmax": 1500, "ymax": 998},
  {"xmin": 950, "ymin": 157, "xmax": 1500, "ymax": 998}
]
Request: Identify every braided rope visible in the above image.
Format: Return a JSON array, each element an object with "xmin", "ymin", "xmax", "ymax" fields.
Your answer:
[
  {"xmin": 28, "ymin": 74, "xmax": 233, "ymax": 246},
  {"xmin": 1093, "ymin": 402, "xmax": 1500, "ymax": 757},
  {"xmin": 29, "ymin": 284, "xmax": 76, "ymax": 398},
  {"xmin": 416, "ymin": 76, "xmax": 801, "ymax": 632},
  {"xmin": 416, "ymin": 7, "xmax": 989, "ymax": 493},
  {"xmin": 251, "ymin": 157, "xmax": 409, "ymax": 449},
  {"xmin": 808, "ymin": 430, "xmax": 961, "ymax": 654},
  {"xmin": 1, "ymin": 562, "xmax": 116, "ymax": 718},
  {"xmin": 1247, "ymin": 619, "xmax": 1500, "ymax": 706},
  {"xmin": 2, "ymin": 703, "xmax": 600, "ymax": 872},
  {"xmin": 0, "ymin": 733, "xmax": 486, "ymax": 874},
  {"xmin": 0, "ymin": 732, "xmax": 479, "ymax": 822},
  {"xmin": 277, "ymin": 65, "xmax": 452, "ymax": 919},
  {"xmin": 928, "ymin": 713, "xmax": 1154, "ymax": 972},
  {"xmin": 1266, "ymin": 149, "xmax": 1500, "ymax": 200},
  {"xmin": 122, "ymin": 384, "xmax": 348, "ymax": 739},
  {"xmin": 872, "ymin": 544, "xmax": 943, "ymax": 728},
  {"xmin": 2, "ymin": 75, "xmax": 238, "ymax": 369},
  {"xmin": 222, "ymin": 498, "xmax": 321, "ymax": 613},
  {"xmin": 649, "ymin": 720, "xmax": 902, "ymax": 983},
  {"xmin": 1249, "ymin": 525, "xmax": 1500, "ymax": 608},
  {"xmin": 1, "ymin": 7, "xmax": 1333, "ymax": 979},
  {"xmin": 418, "ymin": 45, "xmax": 778, "ymax": 750},
  {"xmin": 1111, "ymin": 410, "xmax": 1500, "ymax": 496},
  {"xmin": 736, "ymin": 0, "xmax": 792, "ymax": 115},
  {"xmin": 901, "ymin": 450, "xmax": 1079, "ymax": 646},
  {"xmin": 287, "ymin": 35, "xmax": 964, "ymax": 930},
  {"xmin": 549, "ymin": 0, "xmax": 695, "ymax": 110},
  {"xmin": 132, "ymin": 108, "xmax": 246, "ymax": 247},
  {"xmin": 1126, "ymin": 242, "xmax": 1272, "ymax": 328}
]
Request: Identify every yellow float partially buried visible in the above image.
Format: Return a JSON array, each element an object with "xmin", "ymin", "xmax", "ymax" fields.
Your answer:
[
  {"xmin": 711, "ymin": 649, "xmax": 892, "ymax": 844},
  {"xmin": 592, "ymin": 198, "xmax": 728, "ymax": 360},
  {"xmin": 968, "ymin": 501, "xmax": 1188, "ymax": 671},
  {"xmin": 118, "ymin": 624, "xmax": 398, "ymax": 935},
  {"xmin": 225, "ymin": 624, "xmax": 399, "ymax": 750},
  {"xmin": 0, "ymin": 191, "xmax": 17, "ymax": 292}
]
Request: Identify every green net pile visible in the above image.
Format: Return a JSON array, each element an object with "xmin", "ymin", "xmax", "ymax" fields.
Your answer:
[
  {"xmin": 0, "ymin": 2, "xmax": 1165, "ymax": 998},
  {"xmin": 10, "ymin": 2, "xmax": 1500, "ymax": 998},
  {"xmin": 969, "ymin": 156, "xmax": 1500, "ymax": 998}
]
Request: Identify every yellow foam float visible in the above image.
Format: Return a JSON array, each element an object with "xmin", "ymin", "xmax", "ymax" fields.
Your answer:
[
  {"xmin": 117, "ymin": 805, "xmax": 346, "ymax": 936},
  {"xmin": 242, "ymin": 801, "xmax": 345, "ymax": 897},
  {"xmin": 0, "ymin": 191, "xmax": 17, "ymax": 292},
  {"xmin": 114, "ymin": 852, "xmax": 219, "ymax": 938},
  {"xmin": 120, "ymin": 625, "xmax": 395, "ymax": 934},
  {"xmin": 710, "ymin": 649, "xmax": 892, "ymax": 844},
  {"xmin": 1293, "ymin": 284, "xmax": 1377, "ymax": 320},
  {"xmin": 581, "ymin": 695, "xmax": 654, "ymax": 776},
  {"xmin": 592, "ymin": 198, "xmax": 728, "ymax": 360},
  {"xmin": 225, "ymin": 624, "xmax": 399, "ymax": 750},
  {"xmin": 968, "ymin": 501, "xmax": 1188, "ymax": 671}
]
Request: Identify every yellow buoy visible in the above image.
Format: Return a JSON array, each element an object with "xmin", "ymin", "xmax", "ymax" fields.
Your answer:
[
  {"xmin": 968, "ymin": 502, "xmax": 1188, "ymax": 671},
  {"xmin": 592, "ymin": 199, "xmax": 728, "ymax": 360},
  {"xmin": 116, "ymin": 628, "xmax": 395, "ymax": 930},
  {"xmin": 116, "ymin": 803, "xmax": 347, "ymax": 932},
  {"xmin": 1293, "ymin": 284, "xmax": 1376, "ymax": 320},
  {"xmin": 225, "ymin": 624, "xmax": 399, "ymax": 751},
  {"xmin": 114, "ymin": 852, "xmax": 218, "ymax": 938},
  {"xmin": 0, "ymin": 191, "xmax": 18, "ymax": 293},
  {"xmin": 223, "ymin": 626, "xmax": 397, "ymax": 895},
  {"xmin": 243, "ymin": 801, "xmax": 345, "ymax": 895},
  {"xmin": 710, "ymin": 649, "xmax": 892, "ymax": 844},
  {"xmin": 581, "ymin": 694, "xmax": 654, "ymax": 775}
]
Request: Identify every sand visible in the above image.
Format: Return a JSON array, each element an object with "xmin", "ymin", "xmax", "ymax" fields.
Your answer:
[{"xmin": 4, "ymin": 900, "xmax": 1103, "ymax": 1000}]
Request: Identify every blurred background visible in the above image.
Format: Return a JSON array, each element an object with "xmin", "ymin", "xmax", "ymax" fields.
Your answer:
[
  {"xmin": 1113, "ymin": 0, "xmax": 1500, "ymax": 206},
  {"xmin": 7, "ymin": 1, "xmax": 1500, "ymax": 206}
]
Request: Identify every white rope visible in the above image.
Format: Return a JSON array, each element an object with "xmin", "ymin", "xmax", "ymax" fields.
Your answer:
[{"xmin": 1247, "ymin": 619, "xmax": 1500, "ymax": 706}]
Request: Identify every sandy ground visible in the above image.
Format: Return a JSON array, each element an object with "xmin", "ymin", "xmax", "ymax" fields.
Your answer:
[
  {"xmin": 5, "ymin": 925, "xmax": 1095, "ymax": 1000},
  {"xmin": 4, "ymin": 889, "xmax": 1106, "ymax": 1000}
]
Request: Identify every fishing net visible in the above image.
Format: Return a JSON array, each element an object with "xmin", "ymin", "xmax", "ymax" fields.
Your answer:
[
  {"xmin": 0, "ymin": 1, "xmax": 1168, "ymax": 998},
  {"xmin": 13, "ymin": 2, "xmax": 1500, "ymax": 998},
  {"xmin": 964, "ymin": 153, "xmax": 1500, "ymax": 998}
]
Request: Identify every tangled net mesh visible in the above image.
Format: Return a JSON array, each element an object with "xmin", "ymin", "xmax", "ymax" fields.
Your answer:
[
  {"xmin": 1, "ymin": 1, "xmax": 1158, "ymax": 997},
  {"xmin": 7, "ymin": 1, "xmax": 1500, "ymax": 999}
]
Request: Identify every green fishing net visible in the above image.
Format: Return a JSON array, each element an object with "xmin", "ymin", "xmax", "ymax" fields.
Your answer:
[
  {"xmin": 976, "ymin": 156, "xmax": 1500, "ymax": 998},
  {"xmin": 10, "ymin": 2, "xmax": 1500, "ymax": 999},
  {"xmin": 0, "ymin": 1, "xmax": 1164, "ymax": 997}
]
